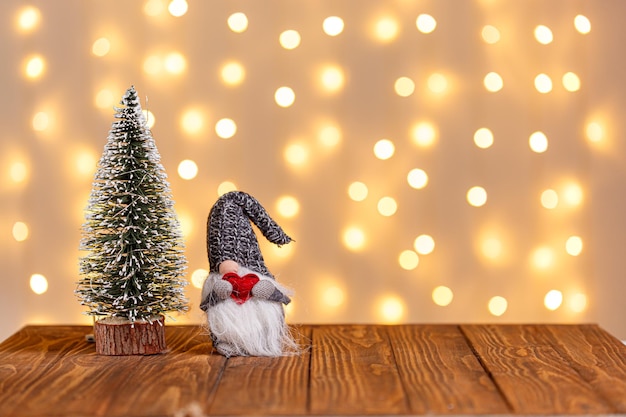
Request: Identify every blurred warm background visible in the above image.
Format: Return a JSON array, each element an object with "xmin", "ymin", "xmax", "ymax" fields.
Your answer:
[{"xmin": 2, "ymin": 0, "xmax": 626, "ymax": 342}]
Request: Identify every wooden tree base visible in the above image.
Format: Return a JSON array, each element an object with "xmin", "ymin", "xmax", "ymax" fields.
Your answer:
[{"xmin": 94, "ymin": 315, "xmax": 166, "ymax": 355}]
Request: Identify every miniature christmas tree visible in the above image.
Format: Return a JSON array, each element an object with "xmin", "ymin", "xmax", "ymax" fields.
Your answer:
[{"xmin": 76, "ymin": 85, "xmax": 188, "ymax": 355}]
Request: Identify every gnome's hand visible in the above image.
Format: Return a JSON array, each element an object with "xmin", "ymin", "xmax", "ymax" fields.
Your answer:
[
  {"xmin": 252, "ymin": 280, "xmax": 291, "ymax": 305},
  {"xmin": 213, "ymin": 279, "xmax": 233, "ymax": 300},
  {"xmin": 251, "ymin": 280, "xmax": 276, "ymax": 299}
]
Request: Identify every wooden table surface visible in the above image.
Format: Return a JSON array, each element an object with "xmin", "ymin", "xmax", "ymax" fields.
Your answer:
[{"xmin": 0, "ymin": 324, "xmax": 625, "ymax": 417}]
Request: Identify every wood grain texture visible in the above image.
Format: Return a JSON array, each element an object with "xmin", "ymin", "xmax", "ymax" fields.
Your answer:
[
  {"xmin": 309, "ymin": 324, "xmax": 409, "ymax": 415},
  {"xmin": 460, "ymin": 324, "xmax": 615, "ymax": 415},
  {"xmin": 208, "ymin": 326, "xmax": 312, "ymax": 415},
  {"xmin": 537, "ymin": 324, "xmax": 626, "ymax": 413},
  {"xmin": 388, "ymin": 325, "xmax": 510, "ymax": 415},
  {"xmin": 2, "ymin": 323, "xmax": 626, "ymax": 416}
]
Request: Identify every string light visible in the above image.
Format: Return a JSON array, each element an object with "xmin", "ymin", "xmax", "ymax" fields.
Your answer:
[
  {"xmin": 215, "ymin": 118, "xmax": 237, "ymax": 139},
  {"xmin": 373, "ymin": 139, "xmax": 395, "ymax": 160},
  {"xmin": 177, "ymin": 160, "xmax": 198, "ymax": 180},
  {"xmin": 227, "ymin": 12, "xmax": 248, "ymax": 33},
  {"xmin": 323, "ymin": 16, "xmax": 344, "ymax": 36},
  {"xmin": 488, "ymin": 296, "xmax": 508, "ymax": 317},
  {"xmin": 432, "ymin": 286, "xmax": 454, "ymax": 307},
  {"xmin": 416, "ymin": 14, "xmax": 436, "ymax": 34},
  {"xmin": 12, "ymin": 222, "xmax": 29, "ymax": 242},
  {"xmin": 398, "ymin": 250, "xmax": 419, "ymax": 270},
  {"xmin": 279, "ymin": 30, "xmax": 301, "ymax": 49},
  {"xmin": 348, "ymin": 182, "xmax": 368, "ymax": 201},
  {"xmin": 276, "ymin": 195, "xmax": 300, "ymax": 218},
  {"xmin": 377, "ymin": 196, "xmax": 398, "ymax": 217},
  {"xmin": 481, "ymin": 25, "xmax": 500, "ymax": 44},
  {"xmin": 394, "ymin": 77, "xmax": 415, "ymax": 97},
  {"xmin": 407, "ymin": 168, "xmax": 428, "ymax": 189},
  {"xmin": 342, "ymin": 227, "xmax": 366, "ymax": 251},
  {"xmin": 474, "ymin": 127, "xmax": 494, "ymax": 149},
  {"xmin": 275, "ymin": 86, "xmax": 295, "ymax": 107},
  {"xmin": 484, "ymin": 72, "xmax": 503, "ymax": 92},
  {"xmin": 30, "ymin": 274, "xmax": 48, "ymax": 295}
]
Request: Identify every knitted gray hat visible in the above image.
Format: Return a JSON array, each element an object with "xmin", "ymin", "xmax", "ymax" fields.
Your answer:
[{"xmin": 207, "ymin": 191, "xmax": 292, "ymax": 278}]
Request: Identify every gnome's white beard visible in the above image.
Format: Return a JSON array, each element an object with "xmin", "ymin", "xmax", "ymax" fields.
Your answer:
[{"xmin": 202, "ymin": 266, "xmax": 298, "ymax": 357}]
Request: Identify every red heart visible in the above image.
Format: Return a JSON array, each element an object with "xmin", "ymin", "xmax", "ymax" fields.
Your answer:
[{"xmin": 222, "ymin": 272, "xmax": 260, "ymax": 304}]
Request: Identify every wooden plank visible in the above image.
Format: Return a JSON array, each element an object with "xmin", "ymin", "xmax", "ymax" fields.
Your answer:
[
  {"xmin": 538, "ymin": 324, "xmax": 626, "ymax": 413},
  {"xmin": 461, "ymin": 324, "xmax": 615, "ymax": 415},
  {"xmin": 208, "ymin": 325, "xmax": 312, "ymax": 415},
  {"xmin": 0, "ymin": 325, "xmax": 226, "ymax": 417},
  {"xmin": 309, "ymin": 324, "xmax": 409, "ymax": 415},
  {"xmin": 105, "ymin": 326, "xmax": 226, "ymax": 417},
  {"xmin": 0, "ymin": 326, "xmax": 98, "ymax": 417},
  {"xmin": 388, "ymin": 324, "xmax": 510, "ymax": 415}
]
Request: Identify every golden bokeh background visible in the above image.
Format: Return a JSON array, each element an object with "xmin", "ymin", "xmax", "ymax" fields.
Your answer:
[{"xmin": 2, "ymin": 0, "xmax": 626, "ymax": 341}]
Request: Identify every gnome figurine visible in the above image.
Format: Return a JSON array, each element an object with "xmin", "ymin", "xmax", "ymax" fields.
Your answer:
[{"xmin": 200, "ymin": 191, "xmax": 298, "ymax": 357}]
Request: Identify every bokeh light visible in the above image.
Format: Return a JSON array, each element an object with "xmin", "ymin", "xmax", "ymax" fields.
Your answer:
[
  {"xmin": 215, "ymin": 118, "xmax": 237, "ymax": 139},
  {"xmin": 416, "ymin": 14, "xmax": 437, "ymax": 34},
  {"xmin": 348, "ymin": 182, "xmax": 368, "ymax": 201},
  {"xmin": 534, "ymin": 73, "xmax": 553, "ymax": 93},
  {"xmin": 574, "ymin": 15, "xmax": 591, "ymax": 34},
  {"xmin": 394, "ymin": 77, "xmax": 415, "ymax": 97},
  {"xmin": 407, "ymin": 168, "xmax": 428, "ymax": 189},
  {"xmin": 410, "ymin": 122, "xmax": 437, "ymax": 148},
  {"xmin": 483, "ymin": 72, "xmax": 503, "ymax": 92},
  {"xmin": 12, "ymin": 222, "xmax": 29, "ymax": 242},
  {"xmin": 432, "ymin": 286, "xmax": 454, "ymax": 307},
  {"xmin": 562, "ymin": 72, "xmax": 581, "ymax": 92},
  {"xmin": 275, "ymin": 86, "xmax": 296, "ymax": 107},
  {"xmin": 280, "ymin": 30, "xmax": 301, "ymax": 49},
  {"xmin": 168, "ymin": 0, "xmax": 188, "ymax": 17},
  {"xmin": 319, "ymin": 65, "xmax": 345, "ymax": 92},
  {"xmin": 191, "ymin": 269, "xmax": 208, "ymax": 289},
  {"xmin": 534, "ymin": 25, "xmax": 553, "ymax": 44},
  {"xmin": 91, "ymin": 38, "xmax": 111, "ymax": 57},
  {"xmin": 17, "ymin": 6, "xmax": 41, "ymax": 31},
  {"xmin": 414, "ymin": 234, "xmax": 435, "ymax": 255},
  {"xmin": 488, "ymin": 296, "xmax": 508, "ymax": 317},
  {"xmin": 24, "ymin": 55, "xmax": 45, "ymax": 79},
  {"xmin": 377, "ymin": 295, "xmax": 406, "ymax": 323},
  {"xmin": 177, "ymin": 159, "xmax": 198, "ymax": 180},
  {"xmin": 529, "ymin": 131, "xmax": 549, "ymax": 153},
  {"xmin": 544, "ymin": 290, "xmax": 563, "ymax": 311},
  {"xmin": 427, "ymin": 73, "xmax": 448, "ymax": 94},
  {"xmin": 181, "ymin": 109, "xmax": 205, "ymax": 135},
  {"xmin": 531, "ymin": 246, "xmax": 555, "ymax": 270},
  {"xmin": 217, "ymin": 181, "xmax": 237, "ymax": 196},
  {"xmin": 377, "ymin": 196, "xmax": 398, "ymax": 217},
  {"xmin": 398, "ymin": 250, "xmax": 419, "ymax": 270},
  {"xmin": 481, "ymin": 25, "xmax": 500, "ymax": 44},
  {"xmin": 541, "ymin": 189, "xmax": 559, "ymax": 209},
  {"xmin": 342, "ymin": 227, "xmax": 366, "ymax": 251},
  {"xmin": 323, "ymin": 16, "xmax": 344, "ymax": 36},
  {"xmin": 228, "ymin": 12, "xmax": 248, "ymax": 33},
  {"xmin": 565, "ymin": 236, "xmax": 583, "ymax": 256},
  {"xmin": 30, "ymin": 274, "xmax": 48, "ymax": 295},
  {"xmin": 220, "ymin": 62, "xmax": 245, "ymax": 86},
  {"xmin": 467, "ymin": 186, "xmax": 487, "ymax": 207},
  {"xmin": 373, "ymin": 17, "xmax": 399, "ymax": 42},
  {"xmin": 318, "ymin": 125, "xmax": 342, "ymax": 148},
  {"xmin": 373, "ymin": 139, "xmax": 395, "ymax": 160},
  {"xmin": 276, "ymin": 195, "xmax": 300, "ymax": 218},
  {"xmin": 474, "ymin": 127, "xmax": 494, "ymax": 149},
  {"xmin": 284, "ymin": 142, "xmax": 310, "ymax": 167}
]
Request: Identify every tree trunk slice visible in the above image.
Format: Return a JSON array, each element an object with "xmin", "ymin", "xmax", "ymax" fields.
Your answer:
[{"xmin": 94, "ymin": 315, "xmax": 166, "ymax": 355}]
